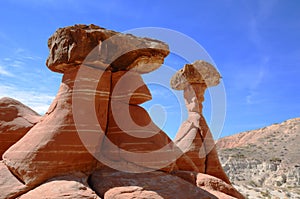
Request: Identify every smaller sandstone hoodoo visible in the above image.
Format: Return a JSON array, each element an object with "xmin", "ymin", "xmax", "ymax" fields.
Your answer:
[{"xmin": 171, "ymin": 60, "xmax": 230, "ymax": 184}]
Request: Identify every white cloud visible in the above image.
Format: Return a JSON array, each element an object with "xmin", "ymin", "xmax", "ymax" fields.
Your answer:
[
  {"xmin": 0, "ymin": 65, "xmax": 14, "ymax": 77},
  {"xmin": 0, "ymin": 85, "xmax": 55, "ymax": 114}
]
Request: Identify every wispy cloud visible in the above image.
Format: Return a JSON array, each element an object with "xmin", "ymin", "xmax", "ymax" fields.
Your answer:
[
  {"xmin": 0, "ymin": 85, "xmax": 55, "ymax": 114},
  {"xmin": 0, "ymin": 65, "xmax": 14, "ymax": 77},
  {"xmin": 247, "ymin": 0, "xmax": 278, "ymax": 50}
]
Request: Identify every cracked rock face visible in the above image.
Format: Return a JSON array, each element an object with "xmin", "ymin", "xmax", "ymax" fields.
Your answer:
[
  {"xmin": 46, "ymin": 24, "xmax": 169, "ymax": 74},
  {"xmin": 170, "ymin": 60, "xmax": 221, "ymax": 90}
]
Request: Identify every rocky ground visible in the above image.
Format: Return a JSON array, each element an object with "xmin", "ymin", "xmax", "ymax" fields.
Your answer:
[{"xmin": 217, "ymin": 118, "xmax": 300, "ymax": 199}]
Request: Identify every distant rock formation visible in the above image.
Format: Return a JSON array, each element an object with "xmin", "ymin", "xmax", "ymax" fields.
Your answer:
[
  {"xmin": 0, "ymin": 97, "xmax": 40, "ymax": 159},
  {"xmin": 0, "ymin": 24, "xmax": 244, "ymax": 198},
  {"xmin": 217, "ymin": 118, "xmax": 300, "ymax": 198}
]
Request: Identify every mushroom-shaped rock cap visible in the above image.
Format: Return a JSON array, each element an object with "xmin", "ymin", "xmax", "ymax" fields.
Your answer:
[
  {"xmin": 170, "ymin": 60, "xmax": 221, "ymax": 90},
  {"xmin": 46, "ymin": 24, "xmax": 169, "ymax": 74}
]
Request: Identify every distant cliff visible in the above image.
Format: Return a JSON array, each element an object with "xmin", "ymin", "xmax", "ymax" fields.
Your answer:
[{"xmin": 217, "ymin": 118, "xmax": 300, "ymax": 199}]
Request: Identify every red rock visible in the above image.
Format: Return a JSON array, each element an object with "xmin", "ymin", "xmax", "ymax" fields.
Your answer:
[
  {"xmin": 172, "ymin": 61, "xmax": 231, "ymax": 184},
  {"xmin": 2, "ymin": 66, "xmax": 111, "ymax": 186},
  {"xmin": 95, "ymin": 69, "xmax": 180, "ymax": 172},
  {"xmin": 199, "ymin": 116, "xmax": 231, "ymax": 185},
  {"xmin": 19, "ymin": 174, "xmax": 100, "ymax": 199},
  {"xmin": 0, "ymin": 161, "xmax": 30, "ymax": 199},
  {"xmin": 170, "ymin": 170, "xmax": 244, "ymax": 199},
  {"xmin": 46, "ymin": 24, "xmax": 169, "ymax": 74},
  {"xmin": 104, "ymin": 186, "xmax": 163, "ymax": 199},
  {"xmin": 111, "ymin": 71, "xmax": 152, "ymax": 105},
  {"xmin": 174, "ymin": 120, "xmax": 206, "ymax": 173},
  {"xmin": 103, "ymin": 101, "xmax": 178, "ymax": 172},
  {"xmin": 89, "ymin": 168, "xmax": 218, "ymax": 199},
  {"xmin": 196, "ymin": 173, "xmax": 245, "ymax": 199},
  {"xmin": 1, "ymin": 25, "xmax": 243, "ymax": 199},
  {"xmin": 0, "ymin": 97, "xmax": 40, "ymax": 159}
]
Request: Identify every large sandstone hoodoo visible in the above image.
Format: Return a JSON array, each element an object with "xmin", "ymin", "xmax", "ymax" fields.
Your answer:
[
  {"xmin": 0, "ymin": 24, "xmax": 244, "ymax": 198},
  {"xmin": 2, "ymin": 24, "xmax": 172, "ymax": 186},
  {"xmin": 171, "ymin": 60, "xmax": 230, "ymax": 184}
]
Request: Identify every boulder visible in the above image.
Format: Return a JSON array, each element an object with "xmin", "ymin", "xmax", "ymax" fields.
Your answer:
[
  {"xmin": 196, "ymin": 173, "xmax": 245, "ymax": 199},
  {"xmin": 19, "ymin": 174, "xmax": 100, "ymax": 199},
  {"xmin": 0, "ymin": 161, "xmax": 30, "ymax": 199},
  {"xmin": 89, "ymin": 168, "xmax": 218, "ymax": 199},
  {"xmin": 0, "ymin": 97, "xmax": 40, "ymax": 159},
  {"xmin": 170, "ymin": 60, "xmax": 221, "ymax": 90},
  {"xmin": 103, "ymin": 186, "xmax": 163, "ymax": 199},
  {"xmin": 46, "ymin": 24, "xmax": 169, "ymax": 74}
]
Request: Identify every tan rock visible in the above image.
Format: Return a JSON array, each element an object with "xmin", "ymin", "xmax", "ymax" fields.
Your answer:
[
  {"xmin": 196, "ymin": 173, "xmax": 245, "ymax": 199},
  {"xmin": 89, "ymin": 168, "xmax": 218, "ymax": 199},
  {"xmin": 2, "ymin": 66, "xmax": 111, "ymax": 186},
  {"xmin": 19, "ymin": 174, "xmax": 100, "ymax": 199},
  {"xmin": 170, "ymin": 60, "xmax": 221, "ymax": 90},
  {"xmin": 0, "ymin": 161, "xmax": 30, "ymax": 199},
  {"xmin": 46, "ymin": 24, "xmax": 169, "ymax": 74},
  {"xmin": 0, "ymin": 97, "xmax": 40, "ymax": 159}
]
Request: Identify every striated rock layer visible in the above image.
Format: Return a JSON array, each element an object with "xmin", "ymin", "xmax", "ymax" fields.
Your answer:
[
  {"xmin": 1, "ymin": 24, "xmax": 243, "ymax": 198},
  {"xmin": 0, "ymin": 97, "xmax": 40, "ymax": 159},
  {"xmin": 171, "ymin": 61, "xmax": 231, "ymax": 184},
  {"xmin": 3, "ymin": 24, "xmax": 174, "ymax": 186},
  {"xmin": 3, "ymin": 67, "xmax": 105, "ymax": 185},
  {"xmin": 217, "ymin": 118, "xmax": 300, "ymax": 199},
  {"xmin": 0, "ymin": 161, "xmax": 30, "ymax": 199}
]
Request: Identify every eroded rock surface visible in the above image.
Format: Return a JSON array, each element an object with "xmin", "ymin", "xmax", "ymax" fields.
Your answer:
[
  {"xmin": 1, "ymin": 25, "xmax": 244, "ymax": 198},
  {"xmin": 0, "ymin": 161, "xmax": 30, "ymax": 199},
  {"xmin": 19, "ymin": 174, "xmax": 100, "ymax": 199},
  {"xmin": 90, "ymin": 168, "xmax": 218, "ymax": 199},
  {"xmin": 171, "ymin": 61, "xmax": 231, "ymax": 185},
  {"xmin": 0, "ymin": 97, "xmax": 40, "ymax": 159},
  {"xmin": 46, "ymin": 24, "xmax": 169, "ymax": 74},
  {"xmin": 217, "ymin": 118, "xmax": 300, "ymax": 198}
]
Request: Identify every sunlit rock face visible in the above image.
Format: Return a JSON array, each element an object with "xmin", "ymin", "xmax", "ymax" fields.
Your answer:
[
  {"xmin": 0, "ymin": 97, "xmax": 40, "ymax": 159},
  {"xmin": 1, "ymin": 24, "xmax": 244, "ymax": 199},
  {"xmin": 171, "ymin": 60, "xmax": 231, "ymax": 184}
]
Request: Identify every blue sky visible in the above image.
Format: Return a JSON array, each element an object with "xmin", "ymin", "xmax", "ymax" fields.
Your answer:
[{"xmin": 0, "ymin": 0, "xmax": 299, "ymax": 139}]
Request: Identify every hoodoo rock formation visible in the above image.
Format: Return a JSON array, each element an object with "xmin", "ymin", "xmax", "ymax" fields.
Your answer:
[
  {"xmin": 0, "ymin": 24, "xmax": 244, "ymax": 198},
  {"xmin": 171, "ymin": 61, "xmax": 231, "ymax": 184}
]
